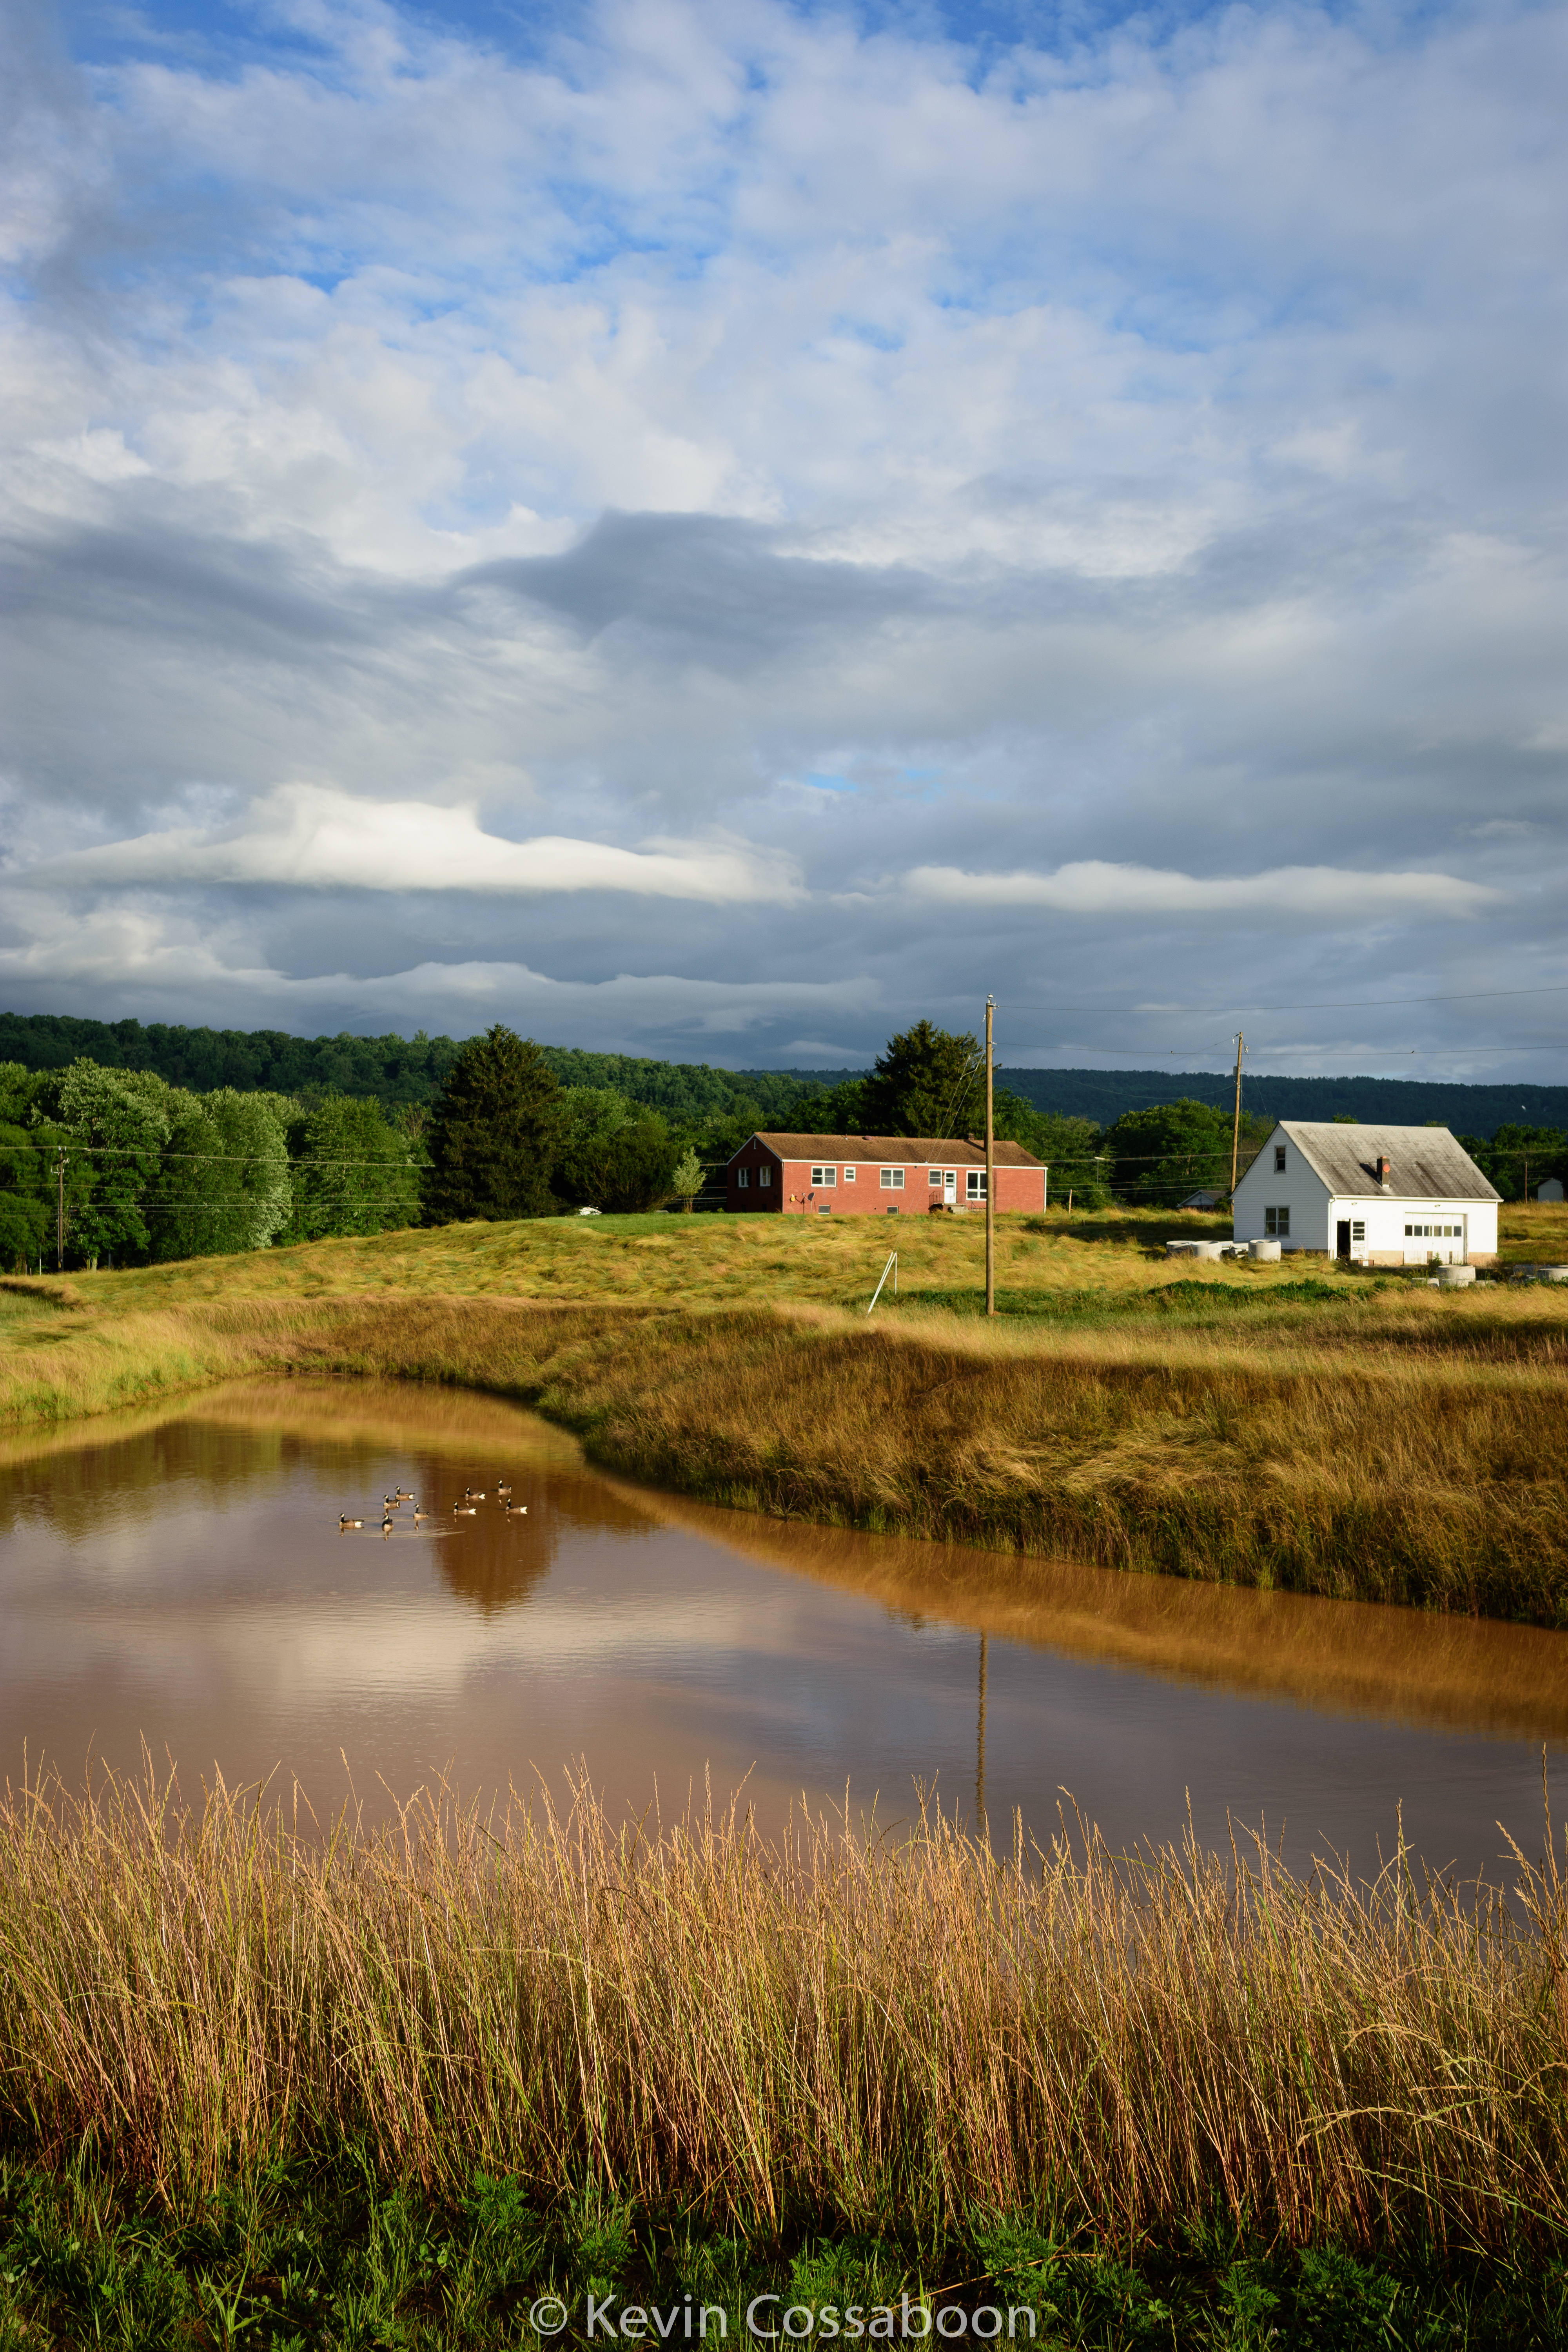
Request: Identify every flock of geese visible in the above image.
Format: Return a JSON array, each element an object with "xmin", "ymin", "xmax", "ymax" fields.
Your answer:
[{"xmin": 338, "ymin": 1481, "xmax": 529, "ymax": 1535}]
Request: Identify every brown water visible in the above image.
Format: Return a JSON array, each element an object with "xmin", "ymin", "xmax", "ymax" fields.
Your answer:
[{"xmin": 1, "ymin": 1379, "xmax": 1564, "ymax": 1882}]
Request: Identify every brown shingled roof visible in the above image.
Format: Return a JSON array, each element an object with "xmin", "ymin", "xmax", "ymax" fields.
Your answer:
[{"xmin": 732, "ymin": 1133, "xmax": 1044, "ymax": 1169}]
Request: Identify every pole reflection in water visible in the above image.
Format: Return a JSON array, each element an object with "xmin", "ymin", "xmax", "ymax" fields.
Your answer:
[
  {"xmin": 0, "ymin": 1379, "xmax": 1564, "ymax": 1882},
  {"xmin": 976, "ymin": 1630, "xmax": 988, "ymax": 1839}
]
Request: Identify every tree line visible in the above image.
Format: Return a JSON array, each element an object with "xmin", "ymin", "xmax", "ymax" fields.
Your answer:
[
  {"xmin": 0, "ymin": 1031, "xmax": 720, "ymax": 1270},
  {"xmin": 9, "ymin": 1016, "xmax": 1559, "ymax": 1270}
]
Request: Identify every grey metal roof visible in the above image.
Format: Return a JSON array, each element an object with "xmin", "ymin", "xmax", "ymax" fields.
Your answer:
[{"xmin": 1275, "ymin": 1122, "xmax": 1499, "ymax": 1202}]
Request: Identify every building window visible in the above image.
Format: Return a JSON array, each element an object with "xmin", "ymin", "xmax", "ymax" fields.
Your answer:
[
  {"xmin": 967, "ymin": 1171, "xmax": 987, "ymax": 1201},
  {"xmin": 737, "ymin": 1167, "xmax": 750, "ymax": 1189},
  {"xmin": 1265, "ymin": 1206, "xmax": 1289, "ymax": 1236},
  {"xmin": 843, "ymin": 1165, "xmax": 855, "ymax": 1182},
  {"xmin": 811, "ymin": 1166, "xmax": 837, "ymax": 1187},
  {"xmin": 816, "ymin": 1204, "xmax": 831, "ymax": 1215},
  {"xmin": 1351, "ymin": 1220, "xmax": 1365, "ymax": 1241},
  {"xmin": 1274, "ymin": 1144, "xmax": 1287, "ymax": 1172},
  {"xmin": 758, "ymin": 1167, "xmax": 772, "ymax": 1188},
  {"xmin": 880, "ymin": 1167, "xmax": 905, "ymax": 1190},
  {"xmin": 929, "ymin": 1169, "xmax": 943, "ymax": 1187}
]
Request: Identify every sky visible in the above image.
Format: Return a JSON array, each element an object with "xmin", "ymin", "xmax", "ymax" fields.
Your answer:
[{"xmin": 1, "ymin": 0, "xmax": 1564, "ymax": 1076}]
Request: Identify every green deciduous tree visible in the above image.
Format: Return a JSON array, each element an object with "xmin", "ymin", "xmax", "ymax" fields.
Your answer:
[
  {"xmin": 1104, "ymin": 1098, "xmax": 1237, "ymax": 1207},
  {"xmin": 0, "ymin": 1064, "xmax": 53, "ymax": 1270},
  {"xmin": 670, "ymin": 1147, "xmax": 704, "ymax": 1210},
  {"xmin": 290, "ymin": 1095, "xmax": 420, "ymax": 1239},
  {"xmin": 149, "ymin": 1089, "xmax": 294, "ymax": 1261},
  {"xmin": 1464, "ymin": 1123, "xmax": 1567, "ymax": 1202},
  {"xmin": 45, "ymin": 1062, "xmax": 171, "ymax": 1266},
  {"xmin": 551, "ymin": 1087, "xmax": 637, "ymax": 1207},
  {"xmin": 580, "ymin": 1119, "xmax": 681, "ymax": 1214},
  {"xmin": 422, "ymin": 1027, "xmax": 563, "ymax": 1225},
  {"xmin": 858, "ymin": 1022, "xmax": 980, "ymax": 1138},
  {"xmin": 991, "ymin": 1098, "xmax": 1109, "ymax": 1205},
  {"xmin": 785, "ymin": 1078, "xmax": 867, "ymax": 1136}
]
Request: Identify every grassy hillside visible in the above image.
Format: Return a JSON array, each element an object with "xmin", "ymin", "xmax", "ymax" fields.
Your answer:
[{"xmin": 4, "ymin": 1200, "xmax": 1567, "ymax": 1621}]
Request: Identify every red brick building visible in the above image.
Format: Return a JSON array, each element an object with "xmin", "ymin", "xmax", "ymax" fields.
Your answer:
[{"xmin": 726, "ymin": 1133, "xmax": 1047, "ymax": 1215}]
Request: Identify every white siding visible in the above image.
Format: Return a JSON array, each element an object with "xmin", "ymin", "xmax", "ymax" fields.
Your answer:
[{"xmin": 1230, "ymin": 1134, "xmax": 1332, "ymax": 1249}]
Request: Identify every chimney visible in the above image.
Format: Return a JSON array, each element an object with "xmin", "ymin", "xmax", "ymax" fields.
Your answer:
[{"xmin": 1375, "ymin": 1154, "xmax": 1392, "ymax": 1186}]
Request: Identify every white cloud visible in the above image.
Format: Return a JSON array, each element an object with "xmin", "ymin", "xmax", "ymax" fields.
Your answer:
[
  {"xmin": 904, "ymin": 862, "xmax": 1503, "ymax": 920},
  {"xmin": 0, "ymin": 0, "xmax": 1563, "ymax": 1072},
  {"xmin": 21, "ymin": 785, "xmax": 801, "ymax": 904}
]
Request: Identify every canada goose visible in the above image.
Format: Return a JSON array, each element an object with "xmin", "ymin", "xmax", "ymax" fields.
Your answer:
[
  {"xmin": 505, "ymin": 1500, "xmax": 528, "ymax": 1515},
  {"xmin": 394, "ymin": 1487, "xmax": 413, "ymax": 1500},
  {"xmin": 411, "ymin": 1501, "xmax": 428, "ymax": 1519},
  {"xmin": 495, "ymin": 1481, "xmax": 512, "ymax": 1496},
  {"xmin": 453, "ymin": 1501, "xmax": 476, "ymax": 1516},
  {"xmin": 339, "ymin": 1515, "xmax": 363, "ymax": 1530},
  {"xmin": 464, "ymin": 1486, "xmax": 487, "ymax": 1501}
]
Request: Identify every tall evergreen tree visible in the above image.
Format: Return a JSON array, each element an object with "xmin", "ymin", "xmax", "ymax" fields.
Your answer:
[
  {"xmin": 422, "ymin": 1027, "xmax": 563, "ymax": 1224},
  {"xmin": 858, "ymin": 1022, "xmax": 981, "ymax": 1137}
]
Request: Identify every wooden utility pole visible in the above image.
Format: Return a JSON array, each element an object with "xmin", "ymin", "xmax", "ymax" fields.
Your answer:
[
  {"xmin": 1229, "ymin": 1031, "xmax": 1245, "ymax": 1196},
  {"xmin": 984, "ymin": 996, "xmax": 995, "ymax": 1316},
  {"xmin": 55, "ymin": 1147, "xmax": 67, "ymax": 1272}
]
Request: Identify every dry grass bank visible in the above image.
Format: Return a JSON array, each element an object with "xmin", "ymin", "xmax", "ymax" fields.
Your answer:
[
  {"xmin": 3, "ymin": 1205, "xmax": 1568, "ymax": 1617},
  {"xmin": 1, "ymin": 1762, "xmax": 1564, "ymax": 2259}
]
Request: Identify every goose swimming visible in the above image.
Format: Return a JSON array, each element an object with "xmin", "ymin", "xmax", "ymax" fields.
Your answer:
[{"xmin": 339, "ymin": 1515, "xmax": 363, "ymax": 1530}]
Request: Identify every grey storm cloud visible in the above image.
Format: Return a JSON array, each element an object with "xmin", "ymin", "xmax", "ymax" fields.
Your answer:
[{"xmin": 458, "ymin": 512, "xmax": 947, "ymax": 660}]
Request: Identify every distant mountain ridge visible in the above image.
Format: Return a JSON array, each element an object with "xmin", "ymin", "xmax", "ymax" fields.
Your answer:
[
  {"xmin": 744, "ymin": 1066, "xmax": 1568, "ymax": 1139},
  {"xmin": 0, "ymin": 1013, "xmax": 1559, "ymax": 1139}
]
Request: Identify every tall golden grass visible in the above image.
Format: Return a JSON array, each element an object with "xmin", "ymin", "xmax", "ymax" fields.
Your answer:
[
  {"xmin": 1, "ymin": 1761, "xmax": 1564, "ymax": 2257},
  {"xmin": 2, "ymin": 1283, "xmax": 1568, "ymax": 1615}
]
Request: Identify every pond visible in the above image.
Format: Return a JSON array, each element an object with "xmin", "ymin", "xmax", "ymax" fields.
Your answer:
[{"xmin": 1, "ymin": 1379, "xmax": 1563, "ymax": 1883}]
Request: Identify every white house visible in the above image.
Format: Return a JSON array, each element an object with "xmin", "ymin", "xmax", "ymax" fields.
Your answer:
[{"xmin": 1231, "ymin": 1122, "xmax": 1499, "ymax": 1266}]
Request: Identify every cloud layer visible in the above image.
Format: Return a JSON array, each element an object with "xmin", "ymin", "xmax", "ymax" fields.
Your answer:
[
  {"xmin": 25, "ymin": 786, "xmax": 801, "ymax": 902},
  {"xmin": 906, "ymin": 864, "xmax": 1502, "ymax": 921},
  {"xmin": 0, "ymin": 0, "xmax": 1564, "ymax": 1072}
]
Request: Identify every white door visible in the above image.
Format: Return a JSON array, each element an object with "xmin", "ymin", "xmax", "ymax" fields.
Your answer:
[{"xmin": 944, "ymin": 1171, "xmax": 956, "ymax": 1203}]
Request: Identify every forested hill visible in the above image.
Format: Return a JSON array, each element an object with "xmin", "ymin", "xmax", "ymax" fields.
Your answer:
[
  {"xmin": 768, "ymin": 1065, "xmax": 1568, "ymax": 1138},
  {"xmin": 0, "ymin": 1012, "xmax": 803, "ymax": 1123},
  {"xmin": 1, "ymin": 1012, "xmax": 1560, "ymax": 1137}
]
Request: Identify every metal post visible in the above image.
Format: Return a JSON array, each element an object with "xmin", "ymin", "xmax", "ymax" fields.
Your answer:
[
  {"xmin": 985, "ymin": 995, "xmax": 995, "ymax": 1317},
  {"xmin": 866, "ymin": 1250, "xmax": 899, "ymax": 1314},
  {"xmin": 1230, "ymin": 1030, "xmax": 1244, "ymax": 1196}
]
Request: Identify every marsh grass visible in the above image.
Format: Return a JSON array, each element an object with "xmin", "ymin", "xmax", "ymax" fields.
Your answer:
[
  {"xmin": 2, "ymin": 1276, "xmax": 1568, "ymax": 1613},
  {"xmin": 0, "ymin": 1760, "xmax": 1565, "ymax": 2268},
  {"xmin": 2, "ymin": 1202, "xmax": 1568, "ymax": 1616}
]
